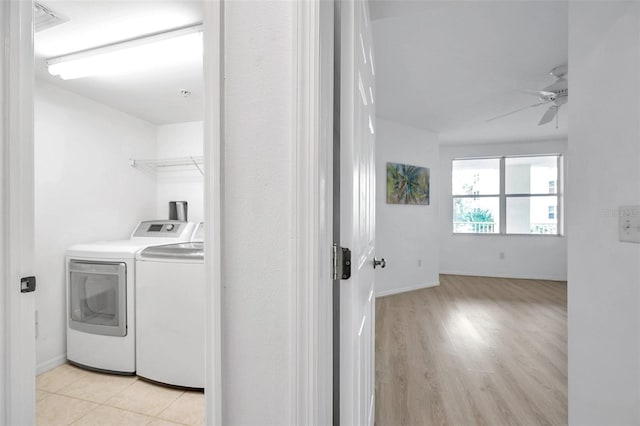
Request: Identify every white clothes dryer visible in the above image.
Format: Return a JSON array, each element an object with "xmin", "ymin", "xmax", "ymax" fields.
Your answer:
[
  {"xmin": 135, "ymin": 222, "xmax": 205, "ymax": 388},
  {"xmin": 65, "ymin": 220, "xmax": 196, "ymax": 374}
]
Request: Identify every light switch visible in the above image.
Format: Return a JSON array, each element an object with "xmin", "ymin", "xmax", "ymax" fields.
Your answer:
[{"xmin": 618, "ymin": 205, "xmax": 640, "ymax": 243}]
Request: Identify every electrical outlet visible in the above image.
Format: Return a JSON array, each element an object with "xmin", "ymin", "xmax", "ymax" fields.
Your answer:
[
  {"xmin": 499, "ymin": 252, "xmax": 505, "ymax": 260},
  {"xmin": 417, "ymin": 259, "xmax": 422, "ymax": 267},
  {"xmin": 619, "ymin": 205, "xmax": 640, "ymax": 243}
]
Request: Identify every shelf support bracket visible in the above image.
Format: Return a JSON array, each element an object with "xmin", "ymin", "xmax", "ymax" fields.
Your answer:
[{"xmin": 191, "ymin": 156, "xmax": 204, "ymax": 176}]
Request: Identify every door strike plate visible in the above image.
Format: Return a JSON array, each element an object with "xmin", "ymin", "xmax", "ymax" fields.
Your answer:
[
  {"xmin": 20, "ymin": 276, "xmax": 36, "ymax": 293},
  {"xmin": 332, "ymin": 244, "xmax": 352, "ymax": 280}
]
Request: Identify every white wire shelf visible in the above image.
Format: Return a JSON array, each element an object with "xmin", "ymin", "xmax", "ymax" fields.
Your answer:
[{"xmin": 130, "ymin": 156, "xmax": 204, "ymax": 176}]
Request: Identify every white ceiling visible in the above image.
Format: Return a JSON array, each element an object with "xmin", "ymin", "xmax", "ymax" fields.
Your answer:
[
  {"xmin": 370, "ymin": 1, "xmax": 569, "ymax": 144},
  {"xmin": 34, "ymin": 0, "xmax": 203, "ymax": 125},
  {"xmin": 34, "ymin": 0, "xmax": 568, "ymax": 137}
]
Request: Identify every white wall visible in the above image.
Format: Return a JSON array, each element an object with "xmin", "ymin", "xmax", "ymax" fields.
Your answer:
[
  {"xmin": 223, "ymin": 1, "xmax": 294, "ymax": 424},
  {"xmin": 375, "ymin": 118, "xmax": 440, "ymax": 296},
  {"xmin": 156, "ymin": 121, "xmax": 204, "ymax": 223},
  {"xmin": 34, "ymin": 80, "xmax": 157, "ymax": 373},
  {"xmin": 568, "ymin": 2, "xmax": 640, "ymax": 424},
  {"xmin": 439, "ymin": 139, "xmax": 567, "ymax": 281}
]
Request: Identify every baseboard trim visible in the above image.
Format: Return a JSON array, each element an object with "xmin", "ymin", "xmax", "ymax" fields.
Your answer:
[
  {"xmin": 376, "ymin": 281, "xmax": 440, "ymax": 298},
  {"xmin": 439, "ymin": 271, "xmax": 567, "ymax": 282},
  {"xmin": 36, "ymin": 354, "xmax": 67, "ymax": 375}
]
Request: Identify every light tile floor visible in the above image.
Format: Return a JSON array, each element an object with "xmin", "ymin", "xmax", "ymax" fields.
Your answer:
[{"xmin": 37, "ymin": 363, "xmax": 204, "ymax": 426}]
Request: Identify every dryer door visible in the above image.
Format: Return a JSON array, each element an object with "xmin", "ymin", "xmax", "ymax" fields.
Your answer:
[{"xmin": 68, "ymin": 261, "xmax": 127, "ymax": 337}]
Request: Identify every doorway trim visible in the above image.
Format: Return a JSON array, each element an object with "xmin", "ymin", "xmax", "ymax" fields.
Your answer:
[
  {"xmin": 203, "ymin": 0, "xmax": 223, "ymax": 424},
  {"xmin": 292, "ymin": 0, "xmax": 334, "ymax": 424},
  {"xmin": 1, "ymin": 0, "xmax": 37, "ymax": 424}
]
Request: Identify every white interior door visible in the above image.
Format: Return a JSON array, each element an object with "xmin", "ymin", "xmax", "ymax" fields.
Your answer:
[
  {"xmin": 339, "ymin": 0, "xmax": 376, "ymax": 424},
  {"xmin": 1, "ymin": 0, "xmax": 37, "ymax": 423}
]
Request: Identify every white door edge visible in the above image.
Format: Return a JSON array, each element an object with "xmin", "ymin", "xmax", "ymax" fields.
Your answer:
[
  {"xmin": 1, "ymin": 0, "xmax": 36, "ymax": 424},
  {"xmin": 292, "ymin": 0, "xmax": 334, "ymax": 424},
  {"xmin": 339, "ymin": 0, "xmax": 376, "ymax": 424},
  {"xmin": 203, "ymin": 0, "xmax": 223, "ymax": 425}
]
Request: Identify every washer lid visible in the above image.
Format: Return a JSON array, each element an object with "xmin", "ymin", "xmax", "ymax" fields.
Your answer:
[{"xmin": 138, "ymin": 242, "xmax": 204, "ymax": 260}]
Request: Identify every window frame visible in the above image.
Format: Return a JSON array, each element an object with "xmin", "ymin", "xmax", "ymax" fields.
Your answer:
[{"xmin": 452, "ymin": 154, "xmax": 563, "ymax": 236}]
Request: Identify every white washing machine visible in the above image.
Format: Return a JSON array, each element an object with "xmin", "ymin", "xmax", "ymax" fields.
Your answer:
[
  {"xmin": 135, "ymin": 222, "xmax": 205, "ymax": 388},
  {"xmin": 66, "ymin": 220, "xmax": 196, "ymax": 374}
]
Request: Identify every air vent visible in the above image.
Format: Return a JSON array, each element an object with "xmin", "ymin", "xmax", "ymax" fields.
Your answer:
[{"xmin": 34, "ymin": 2, "xmax": 68, "ymax": 33}]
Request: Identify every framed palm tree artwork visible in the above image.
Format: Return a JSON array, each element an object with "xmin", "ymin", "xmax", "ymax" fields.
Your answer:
[{"xmin": 386, "ymin": 162, "xmax": 430, "ymax": 205}]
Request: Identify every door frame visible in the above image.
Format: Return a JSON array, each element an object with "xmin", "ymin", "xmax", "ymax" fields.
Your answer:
[
  {"xmin": 203, "ymin": 0, "xmax": 223, "ymax": 424},
  {"xmin": 1, "ymin": 0, "xmax": 37, "ymax": 424},
  {"xmin": 292, "ymin": 0, "xmax": 335, "ymax": 424}
]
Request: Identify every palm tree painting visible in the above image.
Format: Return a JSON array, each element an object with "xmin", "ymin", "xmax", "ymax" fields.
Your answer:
[{"xmin": 387, "ymin": 162, "xmax": 430, "ymax": 205}]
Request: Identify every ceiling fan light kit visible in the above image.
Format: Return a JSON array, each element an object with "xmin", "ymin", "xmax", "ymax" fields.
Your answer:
[{"xmin": 487, "ymin": 64, "xmax": 568, "ymax": 127}]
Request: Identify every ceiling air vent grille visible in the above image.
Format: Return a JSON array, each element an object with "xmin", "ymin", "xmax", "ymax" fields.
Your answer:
[{"xmin": 34, "ymin": 2, "xmax": 69, "ymax": 33}]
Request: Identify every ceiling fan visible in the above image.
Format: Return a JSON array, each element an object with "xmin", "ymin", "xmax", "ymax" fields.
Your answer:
[{"xmin": 487, "ymin": 64, "xmax": 568, "ymax": 127}]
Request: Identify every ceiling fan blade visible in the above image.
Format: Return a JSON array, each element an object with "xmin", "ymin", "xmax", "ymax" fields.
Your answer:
[
  {"xmin": 486, "ymin": 101, "xmax": 551, "ymax": 123},
  {"xmin": 542, "ymin": 78, "xmax": 567, "ymax": 94},
  {"xmin": 538, "ymin": 105, "xmax": 559, "ymax": 125},
  {"xmin": 550, "ymin": 64, "xmax": 568, "ymax": 79}
]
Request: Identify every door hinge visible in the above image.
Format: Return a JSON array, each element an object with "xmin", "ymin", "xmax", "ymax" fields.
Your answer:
[
  {"xmin": 332, "ymin": 244, "xmax": 351, "ymax": 280},
  {"xmin": 20, "ymin": 276, "xmax": 36, "ymax": 293}
]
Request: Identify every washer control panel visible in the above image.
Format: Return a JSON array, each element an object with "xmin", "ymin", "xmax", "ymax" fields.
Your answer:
[{"xmin": 132, "ymin": 221, "xmax": 188, "ymax": 238}]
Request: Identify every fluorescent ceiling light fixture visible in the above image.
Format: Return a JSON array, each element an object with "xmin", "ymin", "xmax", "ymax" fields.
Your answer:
[{"xmin": 47, "ymin": 24, "xmax": 203, "ymax": 80}]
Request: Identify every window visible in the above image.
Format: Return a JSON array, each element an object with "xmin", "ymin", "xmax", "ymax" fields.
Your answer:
[
  {"xmin": 452, "ymin": 155, "xmax": 562, "ymax": 235},
  {"xmin": 452, "ymin": 158, "xmax": 500, "ymax": 234}
]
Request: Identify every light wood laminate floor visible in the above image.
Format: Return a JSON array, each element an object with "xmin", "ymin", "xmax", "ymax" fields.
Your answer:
[{"xmin": 375, "ymin": 274, "xmax": 567, "ymax": 426}]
